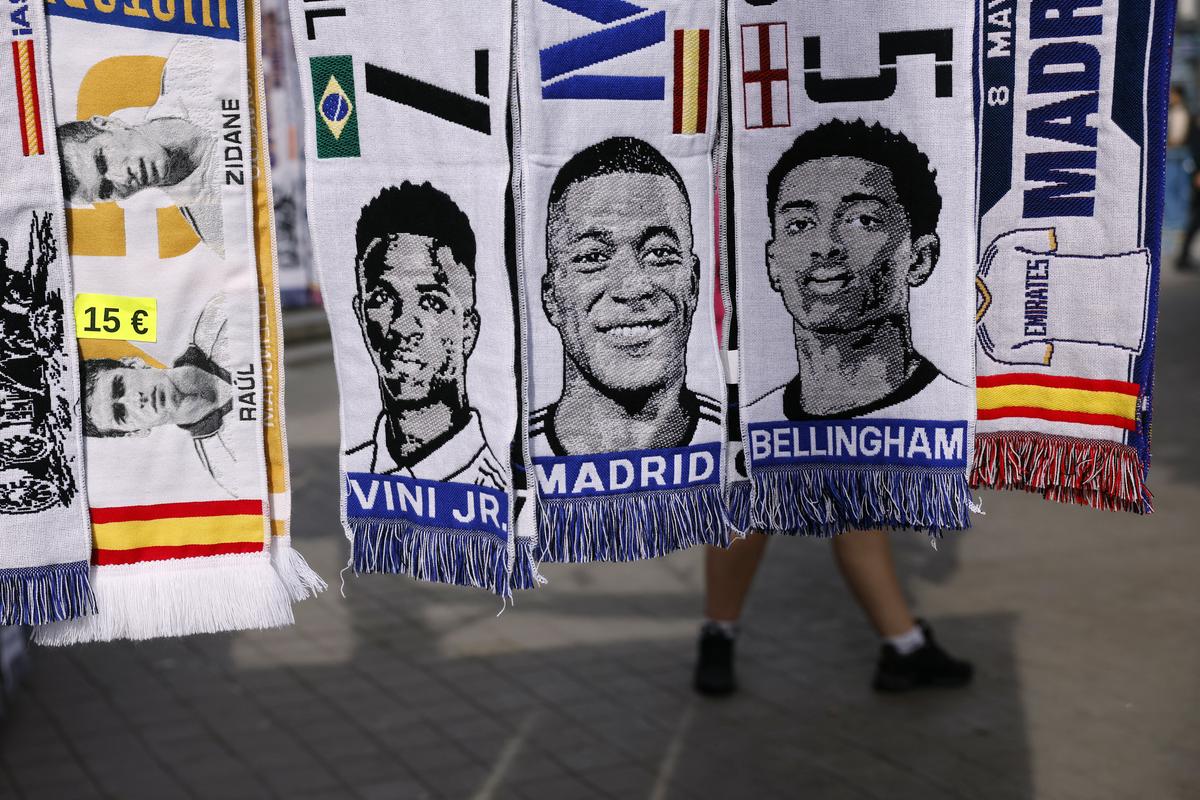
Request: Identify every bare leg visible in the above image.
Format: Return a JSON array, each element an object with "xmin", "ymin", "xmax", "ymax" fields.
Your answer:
[
  {"xmin": 831, "ymin": 529, "xmax": 916, "ymax": 638},
  {"xmin": 703, "ymin": 533, "xmax": 769, "ymax": 622}
]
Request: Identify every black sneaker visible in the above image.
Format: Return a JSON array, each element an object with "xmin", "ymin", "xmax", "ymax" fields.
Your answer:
[
  {"xmin": 872, "ymin": 619, "xmax": 974, "ymax": 693},
  {"xmin": 693, "ymin": 623, "xmax": 737, "ymax": 696}
]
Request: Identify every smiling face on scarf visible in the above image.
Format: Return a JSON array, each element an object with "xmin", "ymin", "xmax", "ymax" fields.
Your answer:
[
  {"xmin": 543, "ymin": 170, "xmax": 699, "ymax": 397},
  {"xmin": 355, "ymin": 233, "xmax": 478, "ymax": 408}
]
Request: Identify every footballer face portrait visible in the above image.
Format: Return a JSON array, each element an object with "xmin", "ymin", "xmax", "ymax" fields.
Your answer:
[{"xmin": 533, "ymin": 137, "xmax": 720, "ymax": 457}]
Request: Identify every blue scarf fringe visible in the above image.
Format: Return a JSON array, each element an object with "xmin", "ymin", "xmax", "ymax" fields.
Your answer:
[
  {"xmin": 0, "ymin": 561, "xmax": 95, "ymax": 625},
  {"xmin": 351, "ymin": 519, "xmax": 512, "ymax": 598},
  {"xmin": 538, "ymin": 483, "xmax": 729, "ymax": 563},
  {"xmin": 751, "ymin": 466, "xmax": 973, "ymax": 536},
  {"xmin": 724, "ymin": 480, "xmax": 752, "ymax": 536},
  {"xmin": 509, "ymin": 536, "xmax": 541, "ymax": 591}
]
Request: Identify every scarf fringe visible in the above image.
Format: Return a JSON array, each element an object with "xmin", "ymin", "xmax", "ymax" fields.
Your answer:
[
  {"xmin": 751, "ymin": 466, "xmax": 974, "ymax": 536},
  {"xmin": 971, "ymin": 432, "xmax": 1153, "ymax": 514},
  {"xmin": 33, "ymin": 558, "xmax": 293, "ymax": 645},
  {"xmin": 0, "ymin": 561, "xmax": 95, "ymax": 626},
  {"xmin": 351, "ymin": 519, "xmax": 512, "ymax": 597},
  {"xmin": 724, "ymin": 480, "xmax": 752, "ymax": 537},
  {"xmin": 537, "ymin": 483, "xmax": 729, "ymax": 563},
  {"xmin": 269, "ymin": 536, "xmax": 328, "ymax": 601},
  {"xmin": 509, "ymin": 536, "xmax": 546, "ymax": 591}
]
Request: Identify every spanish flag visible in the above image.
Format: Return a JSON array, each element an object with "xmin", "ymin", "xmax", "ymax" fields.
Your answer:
[
  {"xmin": 91, "ymin": 500, "xmax": 266, "ymax": 565},
  {"xmin": 673, "ymin": 28, "xmax": 710, "ymax": 135},
  {"xmin": 977, "ymin": 373, "xmax": 1140, "ymax": 431},
  {"xmin": 10, "ymin": 39, "xmax": 44, "ymax": 157}
]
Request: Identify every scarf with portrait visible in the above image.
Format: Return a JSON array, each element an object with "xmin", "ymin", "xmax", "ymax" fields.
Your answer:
[
  {"xmin": 515, "ymin": 0, "xmax": 730, "ymax": 562},
  {"xmin": 729, "ymin": 0, "xmax": 978, "ymax": 535},
  {"xmin": 971, "ymin": 0, "xmax": 1170, "ymax": 514},
  {"xmin": 37, "ymin": 0, "xmax": 294, "ymax": 643},
  {"xmin": 290, "ymin": 0, "xmax": 536, "ymax": 595},
  {"xmin": 0, "ymin": 0, "xmax": 94, "ymax": 626}
]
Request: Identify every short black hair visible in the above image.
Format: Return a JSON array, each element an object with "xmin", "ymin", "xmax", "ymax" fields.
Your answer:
[
  {"xmin": 766, "ymin": 119, "xmax": 941, "ymax": 240},
  {"xmin": 548, "ymin": 136, "xmax": 689, "ymax": 211},
  {"xmin": 57, "ymin": 119, "xmax": 105, "ymax": 201},
  {"xmin": 354, "ymin": 182, "xmax": 476, "ymax": 286},
  {"xmin": 81, "ymin": 357, "xmax": 134, "ymax": 438}
]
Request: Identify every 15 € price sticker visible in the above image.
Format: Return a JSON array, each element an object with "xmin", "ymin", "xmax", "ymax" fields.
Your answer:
[{"xmin": 74, "ymin": 294, "xmax": 158, "ymax": 342}]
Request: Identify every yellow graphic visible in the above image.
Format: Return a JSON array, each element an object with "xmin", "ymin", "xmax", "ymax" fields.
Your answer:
[
  {"xmin": 247, "ymin": 0, "xmax": 290, "ymax": 537},
  {"xmin": 74, "ymin": 293, "xmax": 158, "ymax": 342},
  {"xmin": 977, "ymin": 384, "xmax": 1137, "ymax": 420},
  {"xmin": 679, "ymin": 29, "xmax": 702, "ymax": 134},
  {"xmin": 14, "ymin": 40, "xmax": 42, "ymax": 156},
  {"xmin": 320, "ymin": 74, "xmax": 353, "ymax": 140},
  {"xmin": 68, "ymin": 55, "xmax": 199, "ymax": 259},
  {"xmin": 157, "ymin": 207, "xmax": 202, "ymax": 257},
  {"xmin": 68, "ymin": 204, "xmax": 126, "ymax": 257},
  {"xmin": 77, "ymin": 339, "xmax": 166, "ymax": 368}
]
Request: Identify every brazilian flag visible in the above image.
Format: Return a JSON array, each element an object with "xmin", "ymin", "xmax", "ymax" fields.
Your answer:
[{"xmin": 311, "ymin": 55, "xmax": 360, "ymax": 159}]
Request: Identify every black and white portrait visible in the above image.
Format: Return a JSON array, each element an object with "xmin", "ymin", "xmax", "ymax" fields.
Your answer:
[
  {"xmin": 345, "ymin": 182, "xmax": 505, "ymax": 490},
  {"xmin": 747, "ymin": 119, "xmax": 966, "ymax": 420},
  {"xmin": 531, "ymin": 137, "xmax": 720, "ymax": 457},
  {"xmin": 81, "ymin": 294, "xmax": 241, "ymax": 495},
  {"xmin": 57, "ymin": 40, "xmax": 224, "ymax": 253}
]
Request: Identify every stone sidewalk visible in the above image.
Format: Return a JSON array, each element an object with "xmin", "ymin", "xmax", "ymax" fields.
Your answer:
[{"xmin": 2, "ymin": 270, "xmax": 1198, "ymax": 800}]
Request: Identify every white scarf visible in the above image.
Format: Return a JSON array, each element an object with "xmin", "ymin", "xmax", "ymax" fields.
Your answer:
[
  {"xmin": 37, "ymin": 0, "xmax": 293, "ymax": 642},
  {"xmin": 0, "ymin": 0, "xmax": 93, "ymax": 625},
  {"xmin": 290, "ymin": 0, "xmax": 535, "ymax": 594},
  {"xmin": 972, "ymin": 0, "xmax": 1169, "ymax": 514},
  {"xmin": 729, "ymin": 0, "xmax": 978, "ymax": 534},
  {"xmin": 515, "ymin": 0, "xmax": 730, "ymax": 562}
]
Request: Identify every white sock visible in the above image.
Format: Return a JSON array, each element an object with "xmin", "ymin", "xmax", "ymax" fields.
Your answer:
[
  {"xmin": 886, "ymin": 625, "xmax": 926, "ymax": 656},
  {"xmin": 704, "ymin": 619, "xmax": 739, "ymax": 639}
]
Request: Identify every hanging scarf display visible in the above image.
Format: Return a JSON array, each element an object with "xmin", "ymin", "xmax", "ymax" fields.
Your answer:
[
  {"xmin": 290, "ymin": 0, "xmax": 534, "ymax": 594},
  {"xmin": 972, "ymin": 0, "xmax": 1171, "ymax": 514},
  {"xmin": 515, "ymin": 0, "xmax": 729, "ymax": 562},
  {"xmin": 37, "ymin": 0, "xmax": 293, "ymax": 643},
  {"xmin": 0, "ymin": 0, "xmax": 94, "ymax": 625},
  {"xmin": 247, "ymin": 0, "xmax": 324, "ymax": 598},
  {"xmin": 729, "ymin": 0, "xmax": 978, "ymax": 535}
]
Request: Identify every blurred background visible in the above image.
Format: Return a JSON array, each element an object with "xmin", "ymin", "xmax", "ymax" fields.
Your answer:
[{"xmin": 2, "ymin": 4, "xmax": 1199, "ymax": 800}]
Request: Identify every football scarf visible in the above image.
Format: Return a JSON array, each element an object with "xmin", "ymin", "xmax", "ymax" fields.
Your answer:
[
  {"xmin": 972, "ymin": 0, "xmax": 1171, "ymax": 514},
  {"xmin": 37, "ymin": 0, "xmax": 294, "ymax": 643},
  {"xmin": 729, "ymin": 1, "xmax": 978, "ymax": 535},
  {"xmin": 247, "ymin": 0, "xmax": 324, "ymax": 598},
  {"xmin": 515, "ymin": 0, "xmax": 729, "ymax": 562},
  {"xmin": 291, "ymin": 0, "xmax": 535, "ymax": 595},
  {"xmin": 0, "ymin": 0, "xmax": 94, "ymax": 626}
]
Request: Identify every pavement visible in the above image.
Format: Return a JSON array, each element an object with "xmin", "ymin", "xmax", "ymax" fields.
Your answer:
[{"xmin": 2, "ymin": 267, "xmax": 1199, "ymax": 800}]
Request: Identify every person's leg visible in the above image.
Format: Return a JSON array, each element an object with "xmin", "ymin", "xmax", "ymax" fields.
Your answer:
[
  {"xmin": 832, "ymin": 529, "xmax": 973, "ymax": 692},
  {"xmin": 830, "ymin": 528, "xmax": 915, "ymax": 637},
  {"xmin": 704, "ymin": 533, "xmax": 769, "ymax": 622},
  {"xmin": 694, "ymin": 534, "xmax": 768, "ymax": 696}
]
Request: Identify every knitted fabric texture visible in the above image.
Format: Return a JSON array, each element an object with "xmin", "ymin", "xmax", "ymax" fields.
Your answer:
[
  {"xmin": 972, "ymin": 0, "xmax": 1172, "ymax": 514},
  {"xmin": 37, "ymin": 0, "xmax": 293, "ymax": 643},
  {"xmin": 515, "ymin": 0, "xmax": 730, "ymax": 562},
  {"xmin": 0, "ymin": 0, "xmax": 94, "ymax": 625},
  {"xmin": 247, "ymin": 0, "xmax": 325, "ymax": 600},
  {"xmin": 730, "ymin": 0, "xmax": 978, "ymax": 535},
  {"xmin": 290, "ymin": 0, "xmax": 535, "ymax": 595}
]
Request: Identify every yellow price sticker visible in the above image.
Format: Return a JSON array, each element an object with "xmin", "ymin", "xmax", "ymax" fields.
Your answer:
[{"xmin": 74, "ymin": 294, "xmax": 157, "ymax": 342}]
